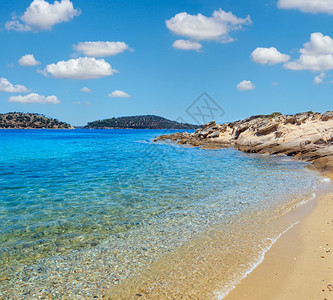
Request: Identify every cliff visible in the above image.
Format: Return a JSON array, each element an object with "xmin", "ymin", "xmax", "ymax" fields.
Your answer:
[
  {"xmin": 85, "ymin": 115, "xmax": 200, "ymax": 129},
  {"xmin": 0, "ymin": 112, "xmax": 73, "ymax": 129},
  {"xmin": 155, "ymin": 111, "xmax": 333, "ymax": 178}
]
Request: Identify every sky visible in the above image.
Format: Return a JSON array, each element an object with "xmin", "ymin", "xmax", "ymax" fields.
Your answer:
[{"xmin": 0, "ymin": 0, "xmax": 333, "ymax": 126}]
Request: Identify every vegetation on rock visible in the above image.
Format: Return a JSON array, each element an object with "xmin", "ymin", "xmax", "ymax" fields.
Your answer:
[
  {"xmin": 0, "ymin": 112, "xmax": 73, "ymax": 129},
  {"xmin": 85, "ymin": 115, "xmax": 200, "ymax": 129}
]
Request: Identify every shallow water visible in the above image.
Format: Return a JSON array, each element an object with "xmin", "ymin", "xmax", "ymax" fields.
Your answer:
[{"xmin": 0, "ymin": 129, "xmax": 326, "ymax": 298}]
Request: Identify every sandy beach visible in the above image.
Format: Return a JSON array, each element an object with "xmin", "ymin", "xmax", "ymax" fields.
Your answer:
[
  {"xmin": 2, "ymin": 0, "xmax": 333, "ymax": 298},
  {"xmin": 104, "ymin": 177, "xmax": 331, "ymax": 299},
  {"xmin": 226, "ymin": 190, "xmax": 333, "ymax": 300},
  {"xmin": 155, "ymin": 112, "xmax": 333, "ymax": 299}
]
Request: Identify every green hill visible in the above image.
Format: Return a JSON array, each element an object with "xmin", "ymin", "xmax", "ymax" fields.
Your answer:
[
  {"xmin": 85, "ymin": 115, "xmax": 200, "ymax": 129},
  {"xmin": 0, "ymin": 112, "xmax": 73, "ymax": 129}
]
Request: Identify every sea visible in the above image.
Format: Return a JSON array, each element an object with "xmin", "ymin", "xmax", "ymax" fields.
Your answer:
[{"xmin": 0, "ymin": 129, "xmax": 329, "ymax": 299}]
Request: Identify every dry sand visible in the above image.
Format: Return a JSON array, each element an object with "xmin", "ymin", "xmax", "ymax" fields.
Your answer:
[{"xmin": 225, "ymin": 191, "xmax": 333, "ymax": 300}]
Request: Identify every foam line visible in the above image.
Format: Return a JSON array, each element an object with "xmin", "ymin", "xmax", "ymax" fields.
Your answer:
[{"xmin": 216, "ymin": 221, "xmax": 299, "ymax": 299}]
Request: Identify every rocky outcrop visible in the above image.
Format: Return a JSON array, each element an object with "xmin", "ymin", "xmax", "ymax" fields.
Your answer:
[{"xmin": 154, "ymin": 111, "xmax": 333, "ymax": 178}]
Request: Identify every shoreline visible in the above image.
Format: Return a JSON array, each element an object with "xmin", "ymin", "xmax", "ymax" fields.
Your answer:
[
  {"xmin": 217, "ymin": 221, "xmax": 301, "ymax": 299},
  {"xmin": 1, "ymin": 125, "xmax": 331, "ymax": 299},
  {"xmin": 105, "ymin": 178, "xmax": 327, "ymax": 299},
  {"xmin": 155, "ymin": 111, "xmax": 333, "ymax": 182},
  {"xmin": 225, "ymin": 189, "xmax": 333, "ymax": 299},
  {"xmin": 3, "ymin": 132, "xmax": 324, "ymax": 300}
]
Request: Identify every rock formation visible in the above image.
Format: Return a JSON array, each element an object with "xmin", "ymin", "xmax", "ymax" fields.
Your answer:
[{"xmin": 154, "ymin": 111, "xmax": 333, "ymax": 178}]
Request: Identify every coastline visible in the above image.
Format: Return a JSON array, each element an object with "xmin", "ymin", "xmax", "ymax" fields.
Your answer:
[
  {"xmin": 1, "ymin": 126, "xmax": 332, "ymax": 299},
  {"xmin": 225, "ymin": 190, "xmax": 333, "ymax": 299},
  {"xmin": 105, "ymin": 175, "xmax": 328, "ymax": 299},
  {"xmin": 149, "ymin": 112, "xmax": 333, "ymax": 298},
  {"xmin": 155, "ymin": 111, "xmax": 333, "ymax": 183}
]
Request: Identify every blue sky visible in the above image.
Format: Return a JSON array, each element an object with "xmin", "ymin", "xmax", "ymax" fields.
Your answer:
[{"xmin": 0, "ymin": 0, "xmax": 333, "ymax": 126}]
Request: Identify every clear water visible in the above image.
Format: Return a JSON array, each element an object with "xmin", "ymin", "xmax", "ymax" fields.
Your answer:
[{"xmin": 0, "ymin": 129, "xmax": 324, "ymax": 298}]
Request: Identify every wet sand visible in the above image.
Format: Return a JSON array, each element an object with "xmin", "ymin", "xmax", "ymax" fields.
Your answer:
[
  {"xmin": 226, "ymin": 192, "xmax": 333, "ymax": 300},
  {"xmin": 105, "ymin": 190, "xmax": 326, "ymax": 299},
  {"xmin": 105, "ymin": 188, "xmax": 332, "ymax": 299}
]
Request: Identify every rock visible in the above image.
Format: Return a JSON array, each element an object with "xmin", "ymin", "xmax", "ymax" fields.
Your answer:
[
  {"xmin": 285, "ymin": 116, "xmax": 296, "ymax": 124},
  {"xmin": 0, "ymin": 276, "xmax": 10, "ymax": 282},
  {"xmin": 233, "ymin": 125, "xmax": 250, "ymax": 139},
  {"xmin": 202, "ymin": 121, "xmax": 216, "ymax": 129},
  {"xmin": 198, "ymin": 129, "xmax": 214, "ymax": 138},
  {"xmin": 295, "ymin": 112, "xmax": 311, "ymax": 124},
  {"xmin": 207, "ymin": 130, "xmax": 220, "ymax": 138},
  {"xmin": 321, "ymin": 111, "xmax": 333, "ymax": 121},
  {"xmin": 256, "ymin": 122, "xmax": 278, "ymax": 136},
  {"xmin": 153, "ymin": 111, "xmax": 333, "ymax": 177}
]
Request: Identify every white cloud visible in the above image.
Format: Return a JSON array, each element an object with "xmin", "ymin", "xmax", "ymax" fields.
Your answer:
[
  {"xmin": 73, "ymin": 41, "xmax": 131, "ymax": 57},
  {"xmin": 108, "ymin": 90, "xmax": 131, "ymax": 98},
  {"xmin": 6, "ymin": 0, "xmax": 81, "ymax": 32},
  {"xmin": 80, "ymin": 87, "xmax": 91, "ymax": 93},
  {"xmin": 277, "ymin": 0, "xmax": 333, "ymax": 14},
  {"xmin": 172, "ymin": 39, "xmax": 202, "ymax": 51},
  {"xmin": 74, "ymin": 101, "xmax": 90, "ymax": 105},
  {"xmin": 0, "ymin": 78, "xmax": 30, "ymax": 93},
  {"xmin": 166, "ymin": 9, "xmax": 251, "ymax": 44},
  {"xmin": 44, "ymin": 57, "xmax": 117, "ymax": 79},
  {"xmin": 314, "ymin": 72, "xmax": 326, "ymax": 84},
  {"xmin": 237, "ymin": 80, "xmax": 255, "ymax": 91},
  {"xmin": 9, "ymin": 93, "xmax": 60, "ymax": 104},
  {"xmin": 272, "ymin": 82, "xmax": 279, "ymax": 86},
  {"xmin": 18, "ymin": 54, "xmax": 41, "ymax": 66},
  {"xmin": 284, "ymin": 33, "xmax": 333, "ymax": 71},
  {"xmin": 5, "ymin": 20, "xmax": 32, "ymax": 32},
  {"xmin": 251, "ymin": 47, "xmax": 290, "ymax": 65}
]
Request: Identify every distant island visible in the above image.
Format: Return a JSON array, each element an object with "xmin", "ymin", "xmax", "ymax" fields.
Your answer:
[
  {"xmin": 0, "ymin": 112, "xmax": 73, "ymax": 129},
  {"xmin": 84, "ymin": 115, "xmax": 201, "ymax": 129}
]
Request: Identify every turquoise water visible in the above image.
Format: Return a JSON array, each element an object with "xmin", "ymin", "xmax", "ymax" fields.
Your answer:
[{"xmin": 0, "ymin": 129, "xmax": 324, "ymax": 298}]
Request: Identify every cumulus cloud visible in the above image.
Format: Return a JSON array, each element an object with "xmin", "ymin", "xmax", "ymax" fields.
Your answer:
[
  {"xmin": 314, "ymin": 72, "xmax": 326, "ymax": 84},
  {"xmin": 80, "ymin": 87, "xmax": 91, "ymax": 93},
  {"xmin": 18, "ymin": 54, "xmax": 41, "ymax": 66},
  {"xmin": 251, "ymin": 47, "xmax": 290, "ymax": 65},
  {"xmin": 5, "ymin": 0, "xmax": 81, "ymax": 32},
  {"xmin": 166, "ymin": 9, "xmax": 251, "ymax": 47},
  {"xmin": 284, "ymin": 33, "xmax": 333, "ymax": 71},
  {"xmin": 237, "ymin": 80, "xmax": 255, "ymax": 91},
  {"xmin": 9, "ymin": 93, "xmax": 60, "ymax": 104},
  {"xmin": 5, "ymin": 20, "xmax": 32, "ymax": 32},
  {"xmin": 277, "ymin": 0, "xmax": 333, "ymax": 14},
  {"xmin": 108, "ymin": 90, "xmax": 131, "ymax": 98},
  {"xmin": 0, "ymin": 77, "xmax": 30, "ymax": 93},
  {"xmin": 44, "ymin": 57, "xmax": 117, "ymax": 79},
  {"xmin": 172, "ymin": 39, "xmax": 202, "ymax": 51},
  {"xmin": 73, "ymin": 41, "xmax": 131, "ymax": 57}
]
